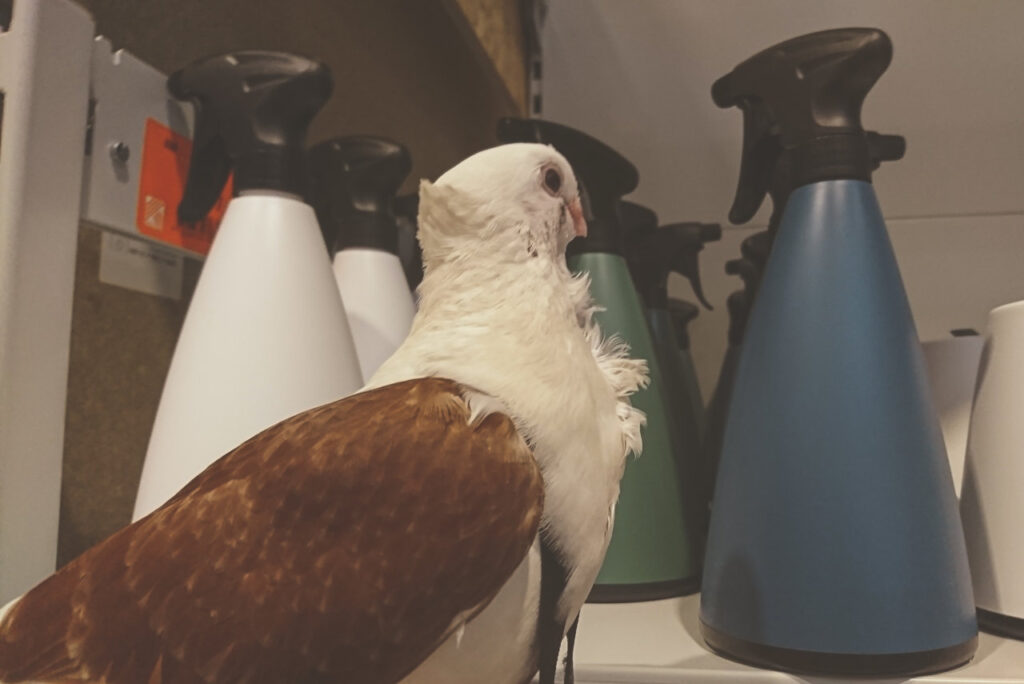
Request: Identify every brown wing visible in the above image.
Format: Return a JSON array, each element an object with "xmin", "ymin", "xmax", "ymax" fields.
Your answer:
[{"xmin": 0, "ymin": 377, "xmax": 543, "ymax": 684}]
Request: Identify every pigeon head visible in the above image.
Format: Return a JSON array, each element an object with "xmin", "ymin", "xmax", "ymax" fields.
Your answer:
[{"xmin": 416, "ymin": 143, "xmax": 586, "ymax": 269}]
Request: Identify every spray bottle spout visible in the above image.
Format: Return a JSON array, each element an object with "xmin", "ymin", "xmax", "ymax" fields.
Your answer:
[
  {"xmin": 497, "ymin": 117, "xmax": 638, "ymax": 255},
  {"xmin": 169, "ymin": 51, "xmax": 332, "ymax": 223},
  {"xmin": 866, "ymin": 132, "xmax": 906, "ymax": 169},
  {"xmin": 308, "ymin": 136, "xmax": 412, "ymax": 256},
  {"xmin": 714, "ymin": 28, "xmax": 893, "ymax": 226},
  {"xmin": 627, "ymin": 211, "xmax": 721, "ymax": 311},
  {"xmin": 664, "ymin": 222, "xmax": 721, "ymax": 310}
]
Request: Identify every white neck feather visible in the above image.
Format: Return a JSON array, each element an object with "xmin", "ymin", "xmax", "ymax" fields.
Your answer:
[
  {"xmin": 370, "ymin": 180, "xmax": 647, "ymax": 467},
  {"xmin": 368, "ymin": 166, "xmax": 649, "ymax": 629}
]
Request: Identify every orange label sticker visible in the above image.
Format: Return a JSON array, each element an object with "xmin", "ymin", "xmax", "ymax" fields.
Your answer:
[{"xmin": 136, "ymin": 118, "xmax": 232, "ymax": 256}]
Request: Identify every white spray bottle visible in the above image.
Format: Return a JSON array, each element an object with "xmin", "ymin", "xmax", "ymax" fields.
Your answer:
[
  {"xmin": 308, "ymin": 136, "xmax": 416, "ymax": 379},
  {"xmin": 133, "ymin": 52, "xmax": 363, "ymax": 520},
  {"xmin": 961, "ymin": 303, "xmax": 1024, "ymax": 639}
]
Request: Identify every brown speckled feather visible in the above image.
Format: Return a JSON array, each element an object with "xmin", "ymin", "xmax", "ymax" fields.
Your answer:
[{"xmin": 0, "ymin": 378, "xmax": 543, "ymax": 684}]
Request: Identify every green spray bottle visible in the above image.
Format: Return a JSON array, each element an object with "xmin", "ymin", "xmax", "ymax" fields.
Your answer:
[
  {"xmin": 498, "ymin": 118, "xmax": 702, "ymax": 601},
  {"xmin": 624, "ymin": 203, "xmax": 722, "ymax": 547},
  {"xmin": 630, "ymin": 217, "xmax": 720, "ymax": 446}
]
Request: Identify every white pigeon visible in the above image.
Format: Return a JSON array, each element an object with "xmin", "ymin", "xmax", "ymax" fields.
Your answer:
[{"xmin": 0, "ymin": 142, "xmax": 647, "ymax": 684}]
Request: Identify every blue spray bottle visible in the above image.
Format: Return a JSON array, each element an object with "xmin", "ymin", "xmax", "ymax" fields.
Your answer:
[
  {"xmin": 700, "ymin": 29, "xmax": 977, "ymax": 676},
  {"xmin": 703, "ymin": 132, "xmax": 906, "ymax": 534},
  {"xmin": 701, "ymin": 258, "xmax": 759, "ymax": 518}
]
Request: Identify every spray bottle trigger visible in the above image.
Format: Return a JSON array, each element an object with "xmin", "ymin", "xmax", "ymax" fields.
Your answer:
[
  {"xmin": 673, "ymin": 247, "xmax": 713, "ymax": 310},
  {"xmin": 659, "ymin": 222, "xmax": 721, "ymax": 311},
  {"xmin": 175, "ymin": 106, "xmax": 232, "ymax": 224},
  {"xmin": 169, "ymin": 51, "xmax": 333, "ymax": 224},
  {"xmin": 728, "ymin": 105, "xmax": 782, "ymax": 225}
]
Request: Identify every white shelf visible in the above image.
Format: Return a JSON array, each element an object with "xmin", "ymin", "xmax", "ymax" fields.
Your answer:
[{"xmin": 572, "ymin": 594, "xmax": 1024, "ymax": 683}]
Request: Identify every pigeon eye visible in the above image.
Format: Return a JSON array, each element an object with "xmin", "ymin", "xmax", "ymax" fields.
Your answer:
[{"xmin": 542, "ymin": 167, "xmax": 562, "ymax": 196}]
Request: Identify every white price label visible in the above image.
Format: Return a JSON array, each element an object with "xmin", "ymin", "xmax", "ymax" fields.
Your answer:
[{"xmin": 99, "ymin": 230, "xmax": 184, "ymax": 300}]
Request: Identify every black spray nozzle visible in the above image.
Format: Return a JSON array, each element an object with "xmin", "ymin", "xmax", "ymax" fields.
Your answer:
[
  {"xmin": 497, "ymin": 117, "xmax": 638, "ymax": 255},
  {"xmin": 169, "ymin": 51, "xmax": 332, "ymax": 223},
  {"xmin": 308, "ymin": 136, "xmax": 412, "ymax": 256},
  {"xmin": 741, "ymin": 230, "xmax": 773, "ymax": 268},
  {"xmin": 628, "ymin": 212, "xmax": 722, "ymax": 311},
  {"xmin": 619, "ymin": 200, "xmax": 659, "ymax": 237},
  {"xmin": 756, "ymin": 130, "xmax": 906, "ymax": 233},
  {"xmin": 393, "ymin": 193, "xmax": 424, "ymax": 291},
  {"xmin": 620, "ymin": 200, "xmax": 660, "ymax": 299},
  {"xmin": 662, "ymin": 222, "xmax": 721, "ymax": 309},
  {"xmin": 726, "ymin": 112, "xmax": 784, "ymax": 225},
  {"xmin": 715, "ymin": 28, "xmax": 893, "ymax": 225},
  {"xmin": 668, "ymin": 298, "xmax": 701, "ymax": 350},
  {"xmin": 865, "ymin": 131, "xmax": 906, "ymax": 170},
  {"xmin": 725, "ymin": 257, "xmax": 762, "ymax": 294}
]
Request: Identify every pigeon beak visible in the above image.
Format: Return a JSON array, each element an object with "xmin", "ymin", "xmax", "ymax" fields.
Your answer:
[{"xmin": 568, "ymin": 196, "xmax": 587, "ymax": 238}]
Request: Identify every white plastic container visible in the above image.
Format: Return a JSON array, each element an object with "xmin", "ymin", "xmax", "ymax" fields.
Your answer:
[
  {"xmin": 921, "ymin": 333, "xmax": 984, "ymax": 496},
  {"xmin": 134, "ymin": 51, "xmax": 363, "ymax": 519},
  {"xmin": 333, "ymin": 248, "xmax": 415, "ymax": 380},
  {"xmin": 134, "ymin": 193, "xmax": 363, "ymax": 518},
  {"xmin": 961, "ymin": 300, "xmax": 1024, "ymax": 637}
]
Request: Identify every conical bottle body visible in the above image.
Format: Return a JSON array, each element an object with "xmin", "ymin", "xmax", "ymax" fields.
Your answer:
[
  {"xmin": 647, "ymin": 306, "xmax": 707, "ymax": 556},
  {"xmin": 572, "ymin": 252, "xmax": 700, "ymax": 601},
  {"xmin": 332, "ymin": 248, "xmax": 416, "ymax": 380},
  {"xmin": 677, "ymin": 347, "xmax": 705, "ymax": 441},
  {"xmin": 700, "ymin": 180, "xmax": 976, "ymax": 674},
  {"xmin": 702, "ymin": 343, "xmax": 740, "ymax": 525},
  {"xmin": 134, "ymin": 195, "xmax": 363, "ymax": 519}
]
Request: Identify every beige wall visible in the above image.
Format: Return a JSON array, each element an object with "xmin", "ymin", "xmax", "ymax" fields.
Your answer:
[{"xmin": 540, "ymin": 0, "xmax": 1024, "ymax": 395}]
